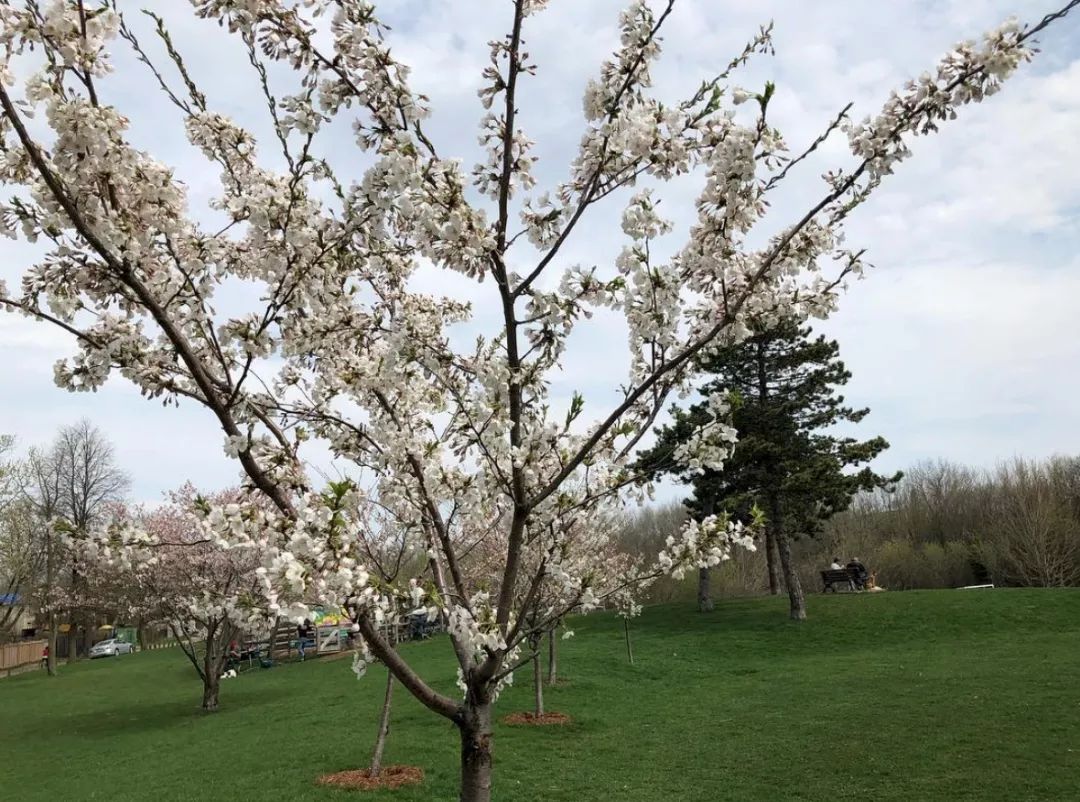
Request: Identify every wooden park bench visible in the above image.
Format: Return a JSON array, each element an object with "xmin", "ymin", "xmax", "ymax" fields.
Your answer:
[{"xmin": 821, "ymin": 568, "xmax": 861, "ymax": 593}]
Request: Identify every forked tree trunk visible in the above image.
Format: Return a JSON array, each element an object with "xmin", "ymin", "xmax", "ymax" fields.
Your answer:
[
  {"xmin": 201, "ymin": 646, "xmax": 227, "ymax": 711},
  {"xmin": 623, "ymin": 618, "xmax": 634, "ymax": 665},
  {"xmin": 458, "ymin": 700, "xmax": 494, "ymax": 802},
  {"xmin": 370, "ymin": 667, "xmax": 394, "ymax": 777},
  {"xmin": 766, "ymin": 530, "xmax": 781, "ymax": 594},
  {"xmin": 532, "ymin": 652, "xmax": 544, "ymax": 717},
  {"xmin": 546, "ymin": 627, "xmax": 558, "ymax": 686},
  {"xmin": 199, "ymin": 623, "xmax": 230, "ymax": 712}
]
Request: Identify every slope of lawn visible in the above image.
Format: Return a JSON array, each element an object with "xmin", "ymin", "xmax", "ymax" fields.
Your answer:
[{"xmin": 2, "ymin": 589, "xmax": 1078, "ymax": 801}]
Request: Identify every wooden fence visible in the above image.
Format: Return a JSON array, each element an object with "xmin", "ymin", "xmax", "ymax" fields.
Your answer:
[
  {"xmin": 1, "ymin": 639, "xmax": 46, "ymax": 678},
  {"xmin": 141, "ymin": 637, "xmax": 179, "ymax": 651}
]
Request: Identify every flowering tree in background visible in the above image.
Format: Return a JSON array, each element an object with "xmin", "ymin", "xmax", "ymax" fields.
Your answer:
[
  {"xmin": 1, "ymin": 0, "xmax": 1076, "ymax": 798},
  {"xmin": 501, "ymin": 509, "xmax": 648, "ymax": 721},
  {"xmin": 71, "ymin": 486, "xmax": 265, "ymax": 710}
]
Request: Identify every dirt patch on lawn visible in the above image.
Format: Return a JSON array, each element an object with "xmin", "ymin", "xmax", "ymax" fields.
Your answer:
[
  {"xmin": 316, "ymin": 765, "xmax": 424, "ymax": 790},
  {"xmin": 502, "ymin": 711, "xmax": 572, "ymax": 726}
]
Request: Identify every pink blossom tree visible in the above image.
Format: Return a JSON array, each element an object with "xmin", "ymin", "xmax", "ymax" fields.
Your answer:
[
  {"xmin": 71, "ymin": 486, "xmax": 266, "ymax": 711},
  {"xmin": 1, "ymin": 1, "xmax": 1076, "ymax": 798}
]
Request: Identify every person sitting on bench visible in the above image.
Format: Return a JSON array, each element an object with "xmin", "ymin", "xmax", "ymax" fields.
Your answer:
[
  {"xmin": 846, "ymin": 557, "xmax": 868, "ymax": 590},
  {"xmin": 225, "ymin": 639, "xmax": 241, "ymax": 672},
  {"xmin": 829, "ymin": 557, "xmax": 844, "ymax": 570}
]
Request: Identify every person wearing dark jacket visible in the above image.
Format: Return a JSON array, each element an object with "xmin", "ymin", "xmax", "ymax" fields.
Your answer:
[
  {"xmin": 847, "ymin": 557, "xmax": 869, "ymax": 590},
  {"xmin": 296, "ymin": 619, "xmax": 315, "ymax": 660}
]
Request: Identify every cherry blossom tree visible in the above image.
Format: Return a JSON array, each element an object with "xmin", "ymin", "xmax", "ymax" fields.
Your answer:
[
  {"xmin": 1, "ymin": 1, "xmax": 1076, "ymax": 798},
  {"xmin": 70, "ymin": 486, "xmax": 266, "ymax": 711}
]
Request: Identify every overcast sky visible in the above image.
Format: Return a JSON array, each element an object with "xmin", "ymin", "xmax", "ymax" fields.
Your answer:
[{"xmin": 1, "ymin": 0, "xmax": 1078, "ymax": 504}]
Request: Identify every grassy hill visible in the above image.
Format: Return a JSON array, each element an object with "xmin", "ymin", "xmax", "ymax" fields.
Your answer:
[{"xmin": 2, "ymin": 589, "xmax": 1078, "ymax": 800}]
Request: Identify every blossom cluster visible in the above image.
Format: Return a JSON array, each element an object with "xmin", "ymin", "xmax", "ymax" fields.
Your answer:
[{"xmin": 658, "ymin": 515, "xmax": 758, "ymax": 581}]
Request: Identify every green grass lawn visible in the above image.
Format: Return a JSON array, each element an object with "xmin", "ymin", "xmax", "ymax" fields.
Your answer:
[{"xmin": 2, "ymin": 589, "xmax": 1078, "ymax": 801}]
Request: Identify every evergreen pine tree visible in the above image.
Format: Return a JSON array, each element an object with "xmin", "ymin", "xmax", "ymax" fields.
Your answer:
[{"xmin": 640, "ymin": 319, "xmax": 900, "ymax": 619}]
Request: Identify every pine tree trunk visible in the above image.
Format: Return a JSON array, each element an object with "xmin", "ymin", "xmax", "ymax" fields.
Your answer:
[
  {"xmin": 766, "ymin": 530, "xmax": 781, "ymax": 594},
  {"xmin": 773, "ymin": 513, "xmax": 807, "ymax": 621},
  {"xmin": 458, "ymin": 701, "xmax": 494, "ymax": 802},
  {"xmin": 623, "ymin": 618, "xmax": 634, "ymax": 665},
  {"xmin": 532, "ymin": 652, "xmax": 544, "ymax": 717},
  {"xmin": 546, "ymin": 627, "xmax": 558, "ymax": 686},
  {"xmin": 370, "ymin": 667, "xmax": 394, "ymax": 777}
]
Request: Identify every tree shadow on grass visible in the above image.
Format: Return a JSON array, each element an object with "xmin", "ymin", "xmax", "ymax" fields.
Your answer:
[{"xmin": 15, "ymin": 685, "xmax": 293, "ymax": 740}]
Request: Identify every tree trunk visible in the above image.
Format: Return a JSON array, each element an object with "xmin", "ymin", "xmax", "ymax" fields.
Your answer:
[
  {"xmin": 623, "ymin": 618, "xmax": 634, "ymax": 665},
  {"xmin": 770, "ymin": 495, "xmax": 806, "ymax": 621},
  {"xmin": 370, "ymin": 667, "xmax": 394, "ymax": 778},
  {"xmin": 136, "ymin": 618, "xmax": 147, "ymax": 652},
  {"xmin": 66, "ymin": 622, "xmax": 77, "ymax": 663},
  {"xmin": 45, "ymin": 532, "xmax": 58, "ymax": 675},
  {"xmin": 79, "ymin": 613, "xmax": 93, "ymax": 658},
  {"xmin": 697, "ymin": 567, "xmax": 714, "ymax": 612},
  {"xmin": 68, "ymin": 565, "xmax": 80, "ymax": 663},
  {"xmin": 698, "ymin": 490, "xmax": 716, "ymax": 611},
  {"xmin": 546, "ymin": 627, "xmax": 557, "ymax": 686},
  {"xmin": 200, "ymin": 624, "xmax": 228, "ymax": 712},
  {"xmin": 532, "ymin": 652, "xmax": 544, "ymax": 717},
  {"xmin": 458, "ymin": 701, "xmax": 494, "ymax": 802},
  {"xmin": 46, "ymin": 615, "xmax": 58, "ymax": 676},
  {"xmin": 766, "ymin": 530, "xmax": 781, "ymax": 594},
  {"xmin": 201, "ymin": 673, "xmax": 221, "ymax": 712}
]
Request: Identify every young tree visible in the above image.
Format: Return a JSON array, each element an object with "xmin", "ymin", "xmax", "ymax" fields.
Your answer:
[
  {"xmin": 0, "ymin": 2, "xmax": 1074, "ymax": 798},
  {"xmin": 345, "ymin": 501, "xmax": 430, "ymax": 780},
  {"xmin": 645, "ymin": 319, "xmax": 900, "ymax": 618},
  {"xmin": 510, "ymin": 513, "xmax": 647, "ymax": 720}
]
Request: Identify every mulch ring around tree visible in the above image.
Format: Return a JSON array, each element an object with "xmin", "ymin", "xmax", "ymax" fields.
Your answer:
[
  {"xmin": 502, "ymin": 711, "xmax": 572, "ymax": 726},
  {"xmin": 316, "ymin": 765, "xmax": 424, "ymax": 790}
]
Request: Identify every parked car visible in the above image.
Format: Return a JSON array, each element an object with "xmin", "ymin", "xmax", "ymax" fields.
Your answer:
[{"xmin": 89, "ymin": 638, "xmax": 134, "ymax": 659}]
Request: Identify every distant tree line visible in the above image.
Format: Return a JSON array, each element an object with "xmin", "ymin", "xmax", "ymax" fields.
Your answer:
[{"xmin": 620, "ymin": 455, "xmax": 1080, "ymax": 601}]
